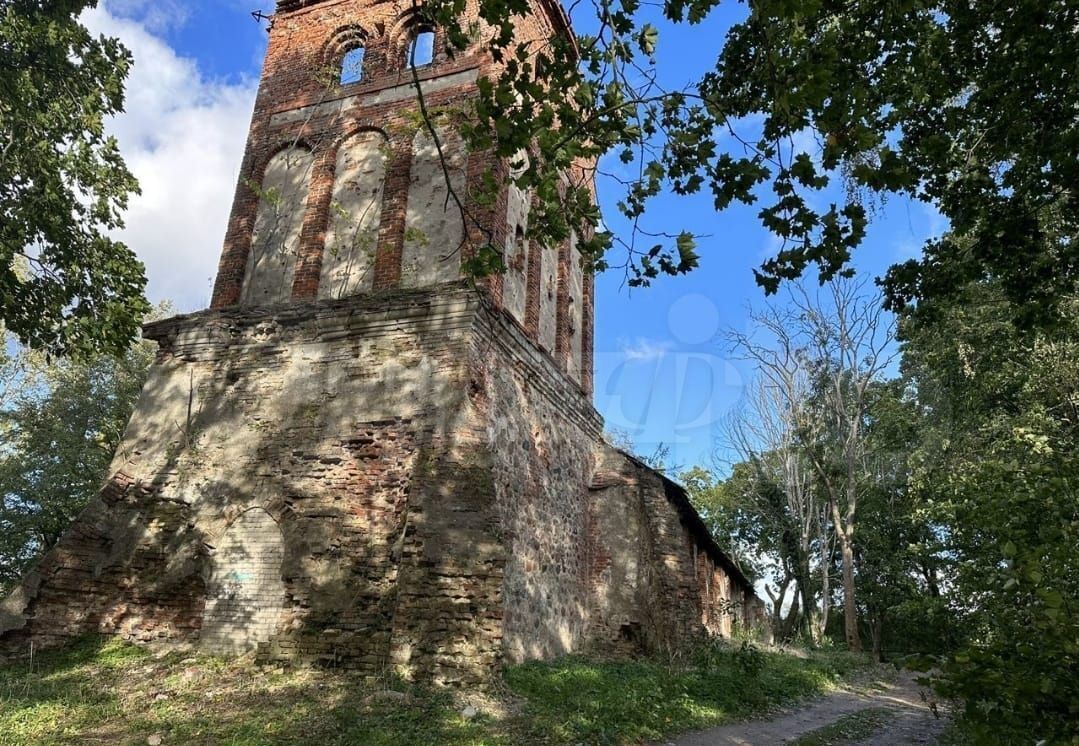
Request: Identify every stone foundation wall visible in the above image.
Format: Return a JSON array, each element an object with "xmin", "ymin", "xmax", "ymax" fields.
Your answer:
[
  {"xmin": 471, "ymin": 307, "xmax": 602, "ymax": 662},
  {"xmin": 1, "ymin": 286, "xmax": 760, "ymax": 681},
  {"xmin": 1, "ymin": 287, "xmax": 504, "ymax": 683}
]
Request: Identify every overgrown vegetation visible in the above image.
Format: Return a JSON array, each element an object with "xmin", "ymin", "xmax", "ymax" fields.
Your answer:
[
  {"xmin": 4, "ymin": 1, "xmax": 1075, "ymax": 742},
  {"xmin": 0, "ymin": 637, "xmax": 871, "ymax": 745},
  {"xmin": 504, "ymin": 644, "xmax": 867, "ymax": 744},
  {"xmin": 0, "ymin": 321, "xmax": 157, "ymax": 593},
  {"xmin": 684, "ymin": 275, "xmax": 1079, "ymax": 743},
  {"xmin": 420, "ymin": 0, "xmax": 1079, "ymax": 328}
]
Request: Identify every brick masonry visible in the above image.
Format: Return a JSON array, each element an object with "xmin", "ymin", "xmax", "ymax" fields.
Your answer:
[
  {"xmin": 206, "ymin": 0, "xmax": 594, "ymax": 392},
  {"xmin": 0, "ymin": 286, "xmax": 764, "ymax": 681},
  {"xmin": 0, "ymin": 0, "xmax": 766, "ymax": 680}
]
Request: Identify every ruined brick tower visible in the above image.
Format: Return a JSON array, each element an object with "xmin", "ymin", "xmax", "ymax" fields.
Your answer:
[{"xmin": 0, "ymin": 0, "xmax": 762, "ymax": 682}]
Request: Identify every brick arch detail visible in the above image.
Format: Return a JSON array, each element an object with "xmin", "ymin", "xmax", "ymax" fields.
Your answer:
[
  {"xmin": 387, "ymin": 8, "xmax": 446, "ymax": 68},
  {"xmin": 319, "ymin": 128, "xmax": 391, "ymax": 298},
  {"xmin": 321, "ymin": 24, "xmax": 373, "ymax": 82},
  {"xmin": 201, "ymin": 508, "xmax": 287, "ymax": 654}
]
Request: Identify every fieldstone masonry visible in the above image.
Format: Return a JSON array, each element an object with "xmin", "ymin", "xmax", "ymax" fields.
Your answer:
[{"xmin": 0, "ymin": 0, "xmax": 764, "ymax": 682}]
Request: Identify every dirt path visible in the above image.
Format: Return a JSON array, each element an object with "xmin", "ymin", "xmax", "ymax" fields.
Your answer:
[{"xmin": 657, "ymin": 673, "xmax": 949, "ymax": 746}]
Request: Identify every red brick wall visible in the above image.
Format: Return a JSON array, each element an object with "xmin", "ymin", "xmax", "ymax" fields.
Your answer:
[{"xmin": 209, "ymin": 0, "xmax": 595, "ymax": 393}]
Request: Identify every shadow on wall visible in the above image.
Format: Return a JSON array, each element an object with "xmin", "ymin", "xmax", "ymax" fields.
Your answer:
[
  {"xmin": 2, "ymin": 293, "xmax": 510, "ymax": 684},
  {"xmin": 201, "ymin": 508, "xmax": 286, "ymax": 655},
  {"xmin": 475, "ymin": 348, "xmax": 597, "ymax": 665}
]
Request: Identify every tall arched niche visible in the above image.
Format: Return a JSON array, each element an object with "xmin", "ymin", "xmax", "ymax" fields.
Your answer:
[
  {"xmin": 401, "ymin": 125, "xmax": 466, "ymax": 287},
  {"xmin": 241, "ymin": 147, "xmax": 314, "ymax": 306},
  {"xmin": 320, "ymin": 130, "xmax": 389, "ymax": 299}
]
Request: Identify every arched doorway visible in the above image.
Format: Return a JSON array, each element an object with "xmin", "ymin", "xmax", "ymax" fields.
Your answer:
[{"xmin": 201, "ymin": 508, "xmax": 286, "ymax": 654}]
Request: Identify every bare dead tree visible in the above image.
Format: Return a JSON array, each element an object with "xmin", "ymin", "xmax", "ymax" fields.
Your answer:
[
  {"xmin": 789, "ymin": 278, "xmax": 899, "ymax": 652},
  {"xmin": 723, "ymin": 304, "xmax": 832, "ymax": 644}
]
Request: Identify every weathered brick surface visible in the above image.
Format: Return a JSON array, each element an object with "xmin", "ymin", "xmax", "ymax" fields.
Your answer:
[
  {"xmin": 0, "ymin": 0, "xmax": 765, "ymax": 679},
  {"xmin": 1, "ymin": 285, "xmax": 761, "ymax": 679},
  {"xmin": 0, "ymin": 475, "xmax": 207, "ymax": 651},
  {"xmin": 209, "ymin": 0, "xmax": 594, "ymax": 393},
  {"xmin": 586, "ymin": 448, "xmax": 763, "ymax": 652},
  {"xmin": 202, "ymin": 508, "xmax": 287, "ymax": 653}
]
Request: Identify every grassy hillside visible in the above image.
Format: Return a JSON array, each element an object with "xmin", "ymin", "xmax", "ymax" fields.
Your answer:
[{"xmin": 0, "ymin": 637, "xmax": 872, "ymax": 745}]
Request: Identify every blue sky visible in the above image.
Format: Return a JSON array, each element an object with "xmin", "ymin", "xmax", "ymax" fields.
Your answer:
[{"xmin": 89, "ymin": 0, "xmax": 942, "ymax": 473}]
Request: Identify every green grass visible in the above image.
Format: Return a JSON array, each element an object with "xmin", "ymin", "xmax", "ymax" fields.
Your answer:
[
  {"xmin": 789, "ymin": 707, "xmax": 893, "ymax": 745},
  {"xmin": 935, "ymin": 722, "xmax": 977, "ymax": 746},
  {"xmin": 0, "ymin": 637, "xmax": 874, "ymax": 746},
  {"xmin": 504, "ymin": 645, "xmax": 869, "ymax": 744}
]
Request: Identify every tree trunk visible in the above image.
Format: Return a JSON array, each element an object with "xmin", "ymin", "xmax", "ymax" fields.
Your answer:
[
  {"xmin": 798, "ymin": 550, "xmax": 815, "ymax": 642},
  {"xmin": 840, "ymin": 535, "xmax": 861, "ymax": 652},
  {"xmin": 816, "ymin": 540, "xmax": 830, "ymax": 643},
  {"xmin": 766, "ymin": 577, "xmax": 793, "ymax": 642},
  {"xmin": 870, "ymin": 611, "xmax": 883, "ymax": 662},
  {"xmin": 781, "ymin": 593, "xmax": 801, "ymax": 642},
  {"xmin": 923, "ymin": 562, "xmax": 941, "ymax": 598}
]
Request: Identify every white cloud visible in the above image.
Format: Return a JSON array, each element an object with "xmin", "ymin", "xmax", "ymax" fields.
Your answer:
[
  {"xmin": 105, "ymin": 0, "xmax": 191, "ymax": 32},
  {"xmin": 83, "ymin": 5, "xmax": 258, "ymax": 312},
  {"xmin": 620, "ymin": 337, "xmax": 674, "ymax": 362}
]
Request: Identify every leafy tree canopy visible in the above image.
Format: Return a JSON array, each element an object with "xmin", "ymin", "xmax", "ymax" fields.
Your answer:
[
  {"xmin": 425, "ymin": 0, "xmax": 1077, "ymax": 322},
  {"xmin": 897, "ymin": 279, "xmax": 1079, "ymax": 743},
  {"xmin": 0, "ymin": 323, "xmax": 155, "ymax": 592},
  {"xmin": 0, "ymin": 0, "xmax": 148, "ymax": 357}
]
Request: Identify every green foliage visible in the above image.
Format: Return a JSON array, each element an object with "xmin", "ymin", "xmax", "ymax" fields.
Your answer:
[
  {"xmin": 0, "ymin": 636, "xmax": 873, "ymax": 745},
  {"xmin": 0, "ymin": 323, "xmax": 156, "ymax": 591},
  {"xmin": 855, "ymin": 379, "xmax": 963, "ymax": 658},
  {"xmin": 504, "ymin": 645, "xmax": 867, "ymax": 744},
  {"xmin": 713, "ymin": 271, "xmax": 1076, "ymax": 734},
  {"xmin": 0, "ymin": 0, "xmax": 148, "ymax": 357},
  {"xmin": 424, "ymin": 0, "xmax": 1076, "ymax": 315},
  {"xmin": 680, "ymin": 465, "xmax": 772, "ymax": 586},
  {"xmin": 731, "ymin": 640, "xmax": 766, "ymax": 678},
  {"xmin": 898, "ymin": 283, "xmax": 1079, "ymax": 744}
]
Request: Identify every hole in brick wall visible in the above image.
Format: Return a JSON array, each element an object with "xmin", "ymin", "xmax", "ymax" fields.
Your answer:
[
  {"xmin": 340, "ymin": 46, "xmax": 366, "ymax": 84},
  {"xmin": 619, "ymin": 622, "xmax": 642, "ymax": 646},
  {"xmin": 407, "ymin": 30, "xmax": 435, "ymax": 67}
]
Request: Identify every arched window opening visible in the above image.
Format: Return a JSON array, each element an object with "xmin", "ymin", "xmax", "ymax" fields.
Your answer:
[
  {"xmin": 340, "ymin": 46, "xmax": 366, "ymax": 84},
  {"xmin": 513, "ymin": 225, "xmax": 527, "ymax": 272},
  {"xmin": 406, "ymin": 29, "xmax": 435, "ymax": 67},
  {"xmin": 534, "ymin": 54, "xmax": 549, "ymax": 82}
]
